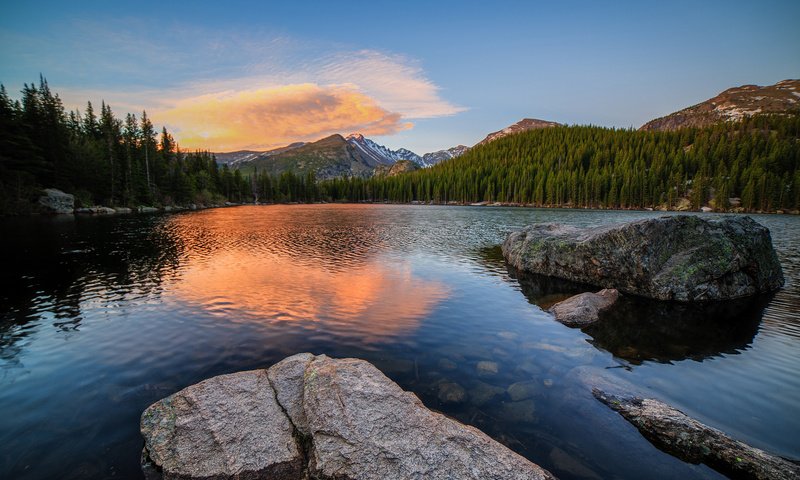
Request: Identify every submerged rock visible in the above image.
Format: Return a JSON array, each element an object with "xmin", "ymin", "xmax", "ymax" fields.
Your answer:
[
  {"xmin": 437, "ymin": 381, "xmax": 467, "ymax": 403},
  {"xmin": 38, "ymin": 188, "xmax": 74, "ymax": 214},
  {"xmin": 141, "ymin": 353, "xmax": 555, "ymax": 480},
  {"xmin": 476, "ymin": 360, "xmax": 500, "ymax": 376},
  {"xmin": 502, "ymin": 215, "xmax": 784, "ymax": 301},
  {"xmin": 469, "ymin": 380, "xmax": 506, "ymax": 407},
  {"xmin": 593, "ymin": 389, "xmax": 800, "ymax": 480},
  {"xmin": 507, "ymin": 380, "xmax": 539, "ymax": 401},
  {"xmin": 549, "ymin": 288, "xmax": 619, "ymax": 327}
]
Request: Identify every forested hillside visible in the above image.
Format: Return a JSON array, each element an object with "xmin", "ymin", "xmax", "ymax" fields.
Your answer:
[
  {"xmin": 312, "ymin": 115, "xmax": 800, "ymax": 211},
  {"xmin": 0, "ymin": 77, "xmax": 254, "ymax": 213},
  {"xmin": 2, "ymin": 78, "xmax": 799, "ymax": 213}
]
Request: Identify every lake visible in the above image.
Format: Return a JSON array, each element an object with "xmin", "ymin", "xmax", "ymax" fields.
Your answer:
[{"xmin": 1, "ymin": 205, "xmax": 798, "ymax": 479}]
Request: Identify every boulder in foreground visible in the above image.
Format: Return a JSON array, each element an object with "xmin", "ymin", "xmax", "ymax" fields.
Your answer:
[
  {"xmin": 502, "ymin": 215, "xmax": 784, "ymax": 301},
  {"xmin": 593, "ymin": 389, "xmax": 800, "ymax": 480},
  {"xmin": 549, "ymin": 289, "xmax": 619, "ymax": 327},
  {"xmin": 141, "ymin": 353, "xmax": 556, "ymax": 480}
]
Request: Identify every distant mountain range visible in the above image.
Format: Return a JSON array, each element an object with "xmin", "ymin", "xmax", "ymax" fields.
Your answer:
[
  {"xmin": 641, "ymin": 79, "xmax": 800, "ymax": 131},
  {"xmin": 214, "ymin": 79, "xmax": 800, "ymax": 180},
  {"xmin": 215, "ymin": 133, "xmax": 474, "ymax": 179}
]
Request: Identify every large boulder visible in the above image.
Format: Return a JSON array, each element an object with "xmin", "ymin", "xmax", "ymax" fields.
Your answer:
[
  {"xmin": 140, "ymin": 370, "xmax": 304, "ymax": 479},
  {"xmin": 593, "ymin": 389, "xmax": 800, "ymax": 480},
  {"xmin": 502, "ymin": 215, "xmax": 784, "ymax": 301},
  {"xmin": 38, "ymin": 188, "xmax": 74, "ymax": 214},
  {"xmin": 141, "ymin": 353, "xmax": 556, "ymax": 480}
]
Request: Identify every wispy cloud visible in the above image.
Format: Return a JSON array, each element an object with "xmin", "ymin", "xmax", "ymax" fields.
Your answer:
[
  {"xmin": 1, "ymin": 18, "xmax": 464, "ymax": 151},
  {"xmin": 317, "ymin": 50, "xmax": 466, "ymax": 118},
  {"xmin": 154, "ymin": 83, "xmax": 411, "ymax": 151}
]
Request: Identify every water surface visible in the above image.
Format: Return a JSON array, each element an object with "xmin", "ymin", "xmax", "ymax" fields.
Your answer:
[{"xmin": 1, "ymin": 205, "xmax": 798, "ymax": 479}]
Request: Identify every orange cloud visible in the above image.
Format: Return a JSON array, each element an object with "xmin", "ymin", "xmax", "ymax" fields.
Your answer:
[{"xmin": 153, "ymin": 83, "xmax": 412, "ymax": 151}]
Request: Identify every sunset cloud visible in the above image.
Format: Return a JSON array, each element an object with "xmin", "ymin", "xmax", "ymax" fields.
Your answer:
[{"xmin": 153, "ymin": 83, "xmax": 412, "ymax": 151}]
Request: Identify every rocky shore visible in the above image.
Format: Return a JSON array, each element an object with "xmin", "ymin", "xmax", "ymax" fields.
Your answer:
[
  {"xmin": 140, "ymin": 353, "xmax": 556, "ymax": 480},
  {"xmin": 36, "ymin": 187, "xmax": 241, "ymax": 216}
]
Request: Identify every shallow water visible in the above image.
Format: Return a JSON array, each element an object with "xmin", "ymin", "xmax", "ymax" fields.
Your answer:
[{"xmin": 1, "ymin": 205, "xmax": 798, "ymax": 479}]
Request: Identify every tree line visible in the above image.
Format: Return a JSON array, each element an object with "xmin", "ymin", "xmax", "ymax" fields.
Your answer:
[
  {"xmin": 2, "ymin": 77, "xmax": 799, "ymax": 213},
  {"xmin": 316, "ymin": 114, "xmax": 800, "ymax": 212},
  {"xmin": 0, "ymin": 76, "xmax": 257, "ymax": 213}
]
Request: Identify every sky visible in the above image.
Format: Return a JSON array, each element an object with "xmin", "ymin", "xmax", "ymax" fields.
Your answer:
[{"xmin": 1, "ymin": 0, "xmax": 798, "ymax": 154}]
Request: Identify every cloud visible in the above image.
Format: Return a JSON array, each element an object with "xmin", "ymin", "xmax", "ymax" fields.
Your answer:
[
  {"xmin": 318, "ymin": 50, "xmax": 466, "ymax": 118},
  {"xmin": 153, "ymin": 83, "xmax": 412, "ymax": 151},
  {"xmin": 4, "ymin": 18, "xmax": 466, "ymax": 151}
]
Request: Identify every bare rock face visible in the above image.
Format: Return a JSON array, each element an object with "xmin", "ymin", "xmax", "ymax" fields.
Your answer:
[
  {"xmin": 287, "ymin": 354, "xmax": 554, "ymax": 480},
  {"xmin": 549, "ymin": 289, "xmax": 619, "ymax": 327},
  {"xmin": 140, "ymin": 369, "xmax": 303, "ymax": 479},
  {"xmin": 38, "ymin": 188, "xmax": 74, "ymax": 214},
  {"xmin": 141, "ymin": 354, "xmax": 556, "ymax": 480},
  {"xmin": 593, "ymin": 389, "xmax": 800, "ymax": 480},
  {"xmin": 502, "ymin": 215, "xmax": 784, "ymax": 302},
  {"xmin": 640, "ymin": 79, "xmax": 800, "ymax": 131}
]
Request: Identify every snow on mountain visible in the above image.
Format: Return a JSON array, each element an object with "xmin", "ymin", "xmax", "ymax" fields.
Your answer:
[
  {"xmin": 420, "ymin": 145, "xmax": 469, "ymax": 167},
  {"xmin": 346, "ymin": 133, "xmax": 469, "ymax": 168},
  {"xmin": 214, "ymin": 142, "xmax": 306, "ymax": 167},
  {"xmin": 346, "ymin": 133, "xmax": 422, "ymax": 166}
]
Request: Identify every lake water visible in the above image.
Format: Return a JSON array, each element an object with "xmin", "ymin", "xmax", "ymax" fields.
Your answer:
[{"xmin": 1, "ymin": 205, "xmax": 798, "ymax": 480}]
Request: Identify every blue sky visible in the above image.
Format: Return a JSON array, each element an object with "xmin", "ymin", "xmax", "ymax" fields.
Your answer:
[{"xmin": 1, "ymin": 0, "xmax": 798, "ymax": 153}]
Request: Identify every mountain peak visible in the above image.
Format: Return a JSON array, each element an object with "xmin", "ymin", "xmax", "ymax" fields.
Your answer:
[
  {"xmin": 641, "ymin": 79, "xmax": 800, "ymax": 131},
  {"xmin": 477, "ymin": 118, "xmax": 561, "ymax": 145},
  {"xmin": 346, "ymin": 133, "xmax": 365, "ymax": 142}
]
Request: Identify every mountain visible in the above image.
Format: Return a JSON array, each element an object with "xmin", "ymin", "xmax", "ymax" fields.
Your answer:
[
  {"xmin": 345, "ymin": 133, "xmax": 421, "ymax": 166},
  {"xmin": 477, "ymin": 118, "xmax": 561, "ymax": 146},
  {"xmin": 215, "ymin": 143, "xmax": 306, "ymax": 168},
  {"xmin": 221, "ymin": 132, "xmax": 470, "ymax": 179},
  {"xmin": 420, "ymin": 145, "xmax": 470, "ymax": 167},
  {"xmin": 237, "ymin": 134, "xmax": 394, "ymax": 180},
  {"xmin": 641, "ymin": 79, "xmax": 800, "ymax": 131},
  {"xmin": 374, "ymin": 159, "xmax": 420, "ymax": 177}
]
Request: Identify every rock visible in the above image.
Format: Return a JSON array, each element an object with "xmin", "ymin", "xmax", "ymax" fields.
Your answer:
[
  {"xmin": 549, "ymin": 447, "xmax": 602, "ymax": 480},
  {"xmin": 500, "ymin": 399, "xmax": 537, "ymax": 423},
  {"xmin": 138, "ymin": 206, "xmax": 160, "ymax": 213},
  {"xmin": 468, "ymin": 380, "xmax": 506, "ymax": 407},
  {"xmin": 267, "ymin": 352, "xmax": 315, "ymax": 436},
  {"xmin": 437, "ymin": 358, "xmax": 457, "ymax": 371},
  {"xmin": 114, "ymin": 207, "xmax": 132, "ymax": 214},
  {"xmin": 507, "ymin": 380, "xmax": 539, "ymax": 401},
  {"xmin": 140, "ymin": 369, "xmax": 304, "ymax": 479},
  {"xmin": 549, "ymin": 289, "xmax": 619, "ymax": 327},
  {"xmin": 593, "ymin": 389, "xmax": 800, "ymax": 480},
  {"xmin": 700, "ymin": 206, "xmax": 713, "ymax": 213},
  {"xmin": 95, "ymin": 206, "xmax": 116, "ymax": 214},
  {"xmin": 38, "ymin": 188, "xmax": 74, "ymax": 214},
  {"xmin": 142, "ymin": 354, "xmax": 555, "ymax": 480},
  {"xmin": 437, "ymin": 381, "xmax": 467, "ymax": 404},
  {"xmin": 289, "ymin": 354, "xmax": 555, "ymax": 480},
  {"xmin": 502, "ymin": 215, "xmax": 784, "ymax": 301},
  {"xmin": 476, "ymin": 360, "xmax": 499, "ymax": 376}
]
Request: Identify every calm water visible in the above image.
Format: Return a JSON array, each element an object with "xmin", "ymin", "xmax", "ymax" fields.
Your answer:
[{"xmin": 1, "ymin": 205, "xmax": 798, "ymax": 480}]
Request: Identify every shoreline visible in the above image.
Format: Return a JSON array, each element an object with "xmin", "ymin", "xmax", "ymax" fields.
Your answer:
[{"xmin": 11, "ymin": 198, "xmax": 800, "ymax": 217}]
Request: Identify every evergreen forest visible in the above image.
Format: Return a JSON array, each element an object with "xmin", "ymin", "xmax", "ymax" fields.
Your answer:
[{"xmin": 2, "ymin": 77, "xmax": 799, "ymax": 214}]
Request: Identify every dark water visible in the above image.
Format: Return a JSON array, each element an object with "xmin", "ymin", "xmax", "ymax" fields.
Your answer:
[{"xmin": 1, "ymin": 205, "xmax": 798, "ymax": 480}]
